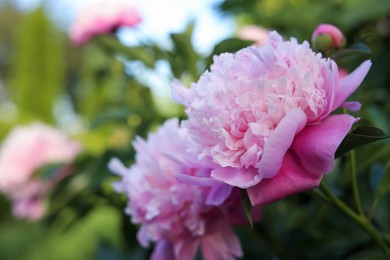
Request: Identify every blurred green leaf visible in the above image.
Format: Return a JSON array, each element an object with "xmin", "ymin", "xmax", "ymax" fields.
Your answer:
[
  {"xmin": 336, "ymin": 126, "xmax": 390, "ymax": 158},
  {"xmin": 240, "ymin": 189, "xmax": 253, "ymax": 228},
  {"xmin": 96, "ymin": 37, "xmax": 156, "ymax": 68},
  {"xmin": 33, "ymin": 163, "xmax": 63, "ymax": 180},
  {"xmin": 331, "ymin": 43, "xmax": 371, "ymax": 60},
  {"xmin": 169, "ymin": 21, "xmax": 201, "ymax": 79}
]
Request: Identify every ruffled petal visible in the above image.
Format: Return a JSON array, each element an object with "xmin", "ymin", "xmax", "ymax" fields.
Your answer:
[
  {"xmin": 258, "ymin": 108, "xmax": 307, "ymax": 179},
  {"xmin": 248, "ymin": 152, "xmax": 322, "ymax": 206},
  {"xmin": 292, "ymin": 114, "xmax": 356, "ymax": 176}
]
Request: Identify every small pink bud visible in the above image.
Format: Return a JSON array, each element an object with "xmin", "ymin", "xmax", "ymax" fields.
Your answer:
[{"xmin": 312, "ymin": 24, "xmax": 345, "ymax": 51}]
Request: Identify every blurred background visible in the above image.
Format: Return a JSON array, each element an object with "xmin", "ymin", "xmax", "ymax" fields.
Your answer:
[{"xmin": 0, "ymin": 0, "xmax": 389, "ymax": 259}]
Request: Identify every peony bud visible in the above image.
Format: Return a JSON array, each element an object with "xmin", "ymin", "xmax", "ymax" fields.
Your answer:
[{"xmin": 312, "ymin": 24, "xmax": 345, "ymax": 51}]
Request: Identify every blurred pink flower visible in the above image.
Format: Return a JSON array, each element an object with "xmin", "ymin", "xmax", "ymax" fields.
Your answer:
[
  {"xmin": 69, "ymin": 0, "xmax": 142, "ymax": 45},
  {"xmin": 109, "ymin": 119, "xmax": 243, "ymax": 260},
  {"xmin": 172, "ymin": 31, "xmax": 371, "ymax": 206},
  {"xmin": 0, "ymin": 123, "xmax": 82, "ymax": 220},
  {"xmin": 312, "ymin": 24, "xmax": 345, "ymax": 50},
  {"xmin": 237, "ymin": 25, "xmax": 270, "ymax": 46}
]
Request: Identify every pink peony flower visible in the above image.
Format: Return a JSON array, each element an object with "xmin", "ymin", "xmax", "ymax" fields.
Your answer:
[
  {"xmin": 171, "ymin": 31, "xmax": 371, "ymax": 206},
  {"xmin": 69, "ymin": 0, "xmax": 142, "ymax": 45},
  {"xmin": 0, "ymin": 123, "xmax": 82, "ymax": 220},
  {"xmin": 237, "ymin": 25, "xmax": 270, "ymax": 46},
  {"xmin": 109, "ymin": 119, "xmax": 244, "ymax": 260},
  {"xmin": 312, "ymin": 24, "xmax": 345, "ymax": 50}
]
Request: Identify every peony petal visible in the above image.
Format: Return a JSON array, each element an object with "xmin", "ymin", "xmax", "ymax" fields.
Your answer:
[
  {"xmin": 173, "ymin": 239, "xmax": 199, "ymax": 260},
  {"xmin": 258, "ymin": 108, "xmax": 307, "ymax": 179},
  {"xmin": 248, "ymin": 152, "xmax": 322, "ymax": 206},
  {"xmin": 200, "ymin": 220, "xmax": 243, "ymax": 260},
  {"xmin": 292, "ymin": 114, "xmax": 356, "ymax": 176},
  {"xmin": 174, "ymin": 171, "xmax": 222, "ymax": 187},
  {"xmin": 341, "ymin": 101, "xmax": 361, "ymax": 111},
  {"xmin": 108, "ymin": 158, "xmax": 128, "ymax": 176},
  {"xmin": 170, "ymin": 79, "xmax": 192, "ymax": 106},
  {"xmin": 211, "ymin": 166, "xmax": 262, "ymax": 189},
  {"xmin": 332, "ymin": 60, "xmax": 371, "ymax": 111},
  {"xmin": 151, "ymin": 240, "xmax": 175, "ymax": 260},
  {"xmin": 206, "ymin": 184, "xmax": 233, "ymax": 206}
]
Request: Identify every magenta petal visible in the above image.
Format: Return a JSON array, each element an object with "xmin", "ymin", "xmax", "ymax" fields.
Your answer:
[
  {"xmin": 211, "ymin": 166, "xmax": 261, "ymax": 189},
  {"xmin": 292, "ymin": 114, "xmax": 356, "ymax": 176},
  {"xmin": 342, "ymin": 101, "xmax": 362, "ymax": 111},
  {"xmin": 332, "ymin": 60, "xmax": 371, "ymax": 111},
  {"xmin": 151, "ymin": 240, "xmax": 175, "ymax": 260},
  {"xmin": 206, "ymin": 184, "xmax": 233, "ymax": 206},
  {"xmin": 258, "ymin": 108, "xmax": 307, "ymax": 179},
  {"xmin": 248, "ymin": 152, "xmax": 322, "ymax": 206}
]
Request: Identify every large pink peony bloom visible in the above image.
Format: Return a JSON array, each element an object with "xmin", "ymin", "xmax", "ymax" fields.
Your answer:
[
  {"xmin": 0, "ymin": 123, "xmax": 82, "ymax": 220},
  {"xmin": 69, "ymin": 0, "xmax": 142, "ymax": 45},
  {"xmin": 171, "ymin": 31, "xmax": 371, "ymax": 206},
  {"xmin": 109, "ymin": 119, "xmax": 243, "ymax": 260}
]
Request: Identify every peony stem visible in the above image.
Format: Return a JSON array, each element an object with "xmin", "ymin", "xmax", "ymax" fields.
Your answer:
[
  {"xmin": 350, "ymin": 149, "xmax": 364, "ymax": 216},
  {"xmin": 341, "ymin": 107, "xmax": 364, "ymax": 216},
  {"xmin": 319, "ymin": 182, "xmax": 390, "ymax": 253}
]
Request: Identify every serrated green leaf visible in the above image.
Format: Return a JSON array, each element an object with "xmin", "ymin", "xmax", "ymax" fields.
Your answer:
[
  {"xmin": 240, "ymin": 189, "xmax": 253, "ymax": 228},
  {"xmin": 335, "ymin": 126, "xmax": 390, "ymax": 158}
]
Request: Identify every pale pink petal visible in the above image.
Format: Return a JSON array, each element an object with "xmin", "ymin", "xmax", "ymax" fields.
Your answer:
[
  {"xmin": 108, "ymin": 158, "xmax": 129, "ymax": 177},
  {"xmin": 248, "ymin": 152, "xmax": 322, "ymax": 206},
  {"xmin": 170, "ymin": 79, "xmax": 192, "ymax": 106},
  {"xmin": 258, "ymin": 108, "xmax": 307, "ymax": 179},
  {"xmin": 332, "ymin": 60, "xmax": 371, "ymax": 111},
  {"xmin": 211, "ymin": 166, "xmax": 261, "ymax": 189},
  {"xmin": 292, "ymin": 114, "xmax": 356, "ymax": 175},
  {"xmin": 174, "ymin": 172, "xmax": 221, "ymax": 187}
]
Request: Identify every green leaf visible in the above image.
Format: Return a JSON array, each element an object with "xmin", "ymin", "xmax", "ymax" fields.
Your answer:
[
  {"xmin": 240, "ymin": 189, "xmax": 253, "ymax": 228},
  {"xmin": 169, "ymin": 21, "xmax": 201, "ymax": 79},
  {"xmin": 335, "ymin": 126, "xmax": 390, "ymax": 158},
  {"xmin": 331, "ymin": 43, "xmax": 371, "ymax": 60},
  {"xmin": 96, "ymin": 37, "xmax": 156, "ymax": 68}
]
